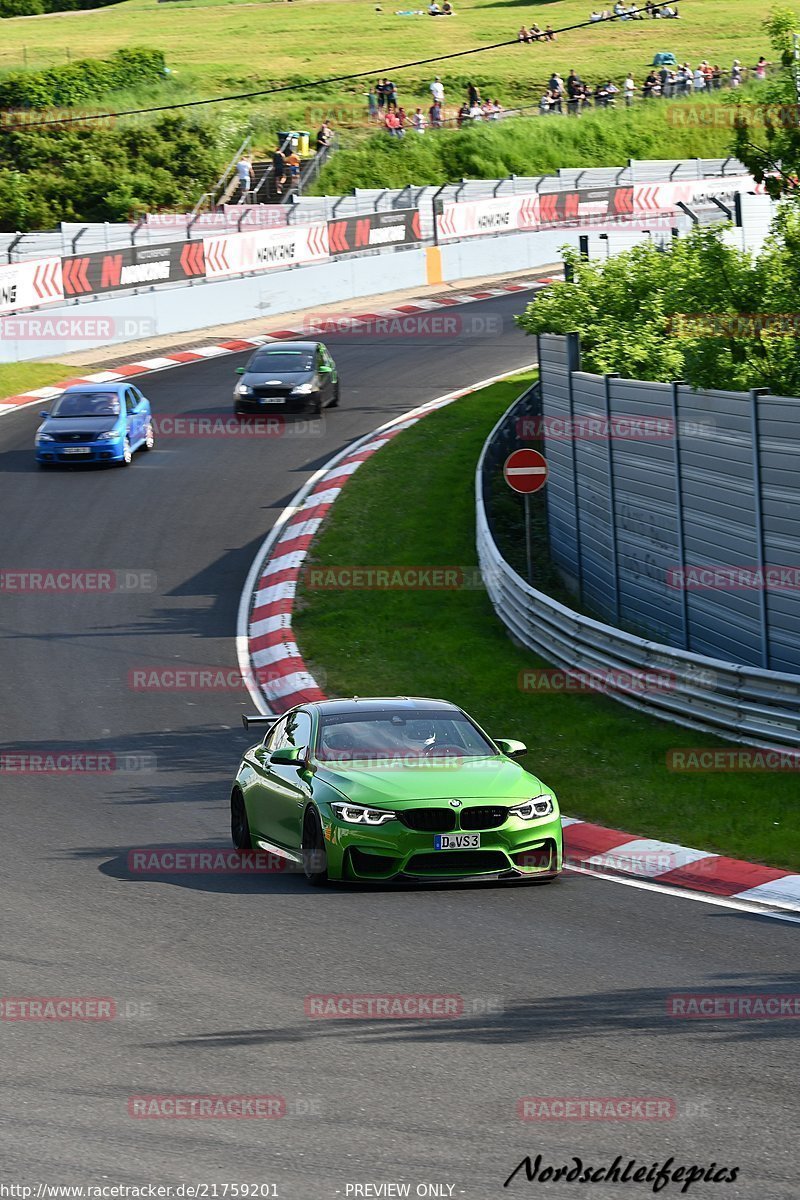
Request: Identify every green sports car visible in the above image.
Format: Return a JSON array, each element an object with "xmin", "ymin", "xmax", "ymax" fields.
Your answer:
[{"xmin": 231, "ymin": 697, "xmax": 562, "ymax": 885}]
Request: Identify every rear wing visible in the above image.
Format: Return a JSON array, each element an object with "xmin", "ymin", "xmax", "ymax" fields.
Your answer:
[{"xmin": 241, "ymin": 714, "xmax": 274, "ymax": 730}]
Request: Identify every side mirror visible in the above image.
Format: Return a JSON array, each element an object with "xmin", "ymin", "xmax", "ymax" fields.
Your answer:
[
  {"xmin": 40, "ymin": 410, "xmax": 49, "ymax": 418},
  {"xmin": 236, "ymin": 366, "xmax": 246, "ymax": 376},
  {"xmin": 496, "ymin": 738, "xmax": 527, "ymax": 759},
  {"xmin": 271, "ymin": 746, "xmax": 307, "ymax": 767}
]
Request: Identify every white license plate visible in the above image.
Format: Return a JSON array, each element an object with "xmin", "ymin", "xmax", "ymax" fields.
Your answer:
[
  {"xmin": 434, "ymin": 833, "xmax": 480, "ymax": 850},
  {"xmin": 260, "ymin": 397, "xmax": 286, "ymax": 404},
  {"xmin": 62, "ymin": 447, "xmax": 91, "ymax": 455}
]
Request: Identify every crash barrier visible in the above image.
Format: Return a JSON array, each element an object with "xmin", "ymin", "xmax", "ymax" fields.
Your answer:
[
  {"xmin": 0, "ymin": 163, "xmax": 759, "ymax": 319},
  {"xmin": 476, "ymin": 379, "xmax": 800, "ymax": 748},
  {"xmin": 0, "ymin": 155, "xmax": 753, "ymax": 262}
]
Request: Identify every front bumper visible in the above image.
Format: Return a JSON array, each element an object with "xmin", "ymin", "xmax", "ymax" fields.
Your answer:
[
  {"xmin": 234, "ymin": 393, "xmax": 320, "ymax": 415},
  {"xmin": 36, "ymin": 441, "xmax": 124, "ymax": 464},
  {"xmin": 320, "ymin": 812, "xmax": 563, "ymax": 882}
]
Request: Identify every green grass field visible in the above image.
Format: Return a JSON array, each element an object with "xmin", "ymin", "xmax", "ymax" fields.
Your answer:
[
  {"xmin": 293, "ymin": 375, "xmax": 800, "ymax": 872},
  {"xmin": 0, "ymin": 363, "xmax": 71, "ymax": 400},
  {"xmin": 0, "ymin": 0, "xmax": 777, "ymax": 138}
]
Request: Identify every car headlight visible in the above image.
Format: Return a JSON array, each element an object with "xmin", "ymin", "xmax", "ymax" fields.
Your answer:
[
  {"xmin": 290, "ymin": 383, "xmax": 314, "ymax": 395},
  {"xmin": 236, "ymin": 383, "xmax": 253, "ymax": 396},
  {"xmin": 331, "ymin": 801, "xmax": 396, "ymax": 826},
  {"xmin": 35, "ymin": 432, "xmax": 54, "ymax": 443},
  {"xmin": 96, "ymin": 430, "xmax": 121, "ymax": 441},
  {"xmin": 509, "ymin": 795, "xmax": 554, "ymax": 820}
]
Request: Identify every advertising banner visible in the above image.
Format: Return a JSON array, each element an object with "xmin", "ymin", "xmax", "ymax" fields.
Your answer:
[
  {"xmin": 327, "ymin": 208, "xmax": 421, "ymax": 254},
  {"xmin": 203, "ymin": 224, "xmax": 329, "ymax": 279},
  {"xmin": 0, "ymin": 258, "xmax": 64, "ymax": 315}
]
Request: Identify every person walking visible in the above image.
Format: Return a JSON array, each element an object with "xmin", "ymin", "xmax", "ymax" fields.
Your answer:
[
  {"xmin": 235, "ymin": 153, "xmax": 254, "ymax": 201},
  {"xmin": 315, "ymin": 121, "xmax": 333, "ymax": 153}
]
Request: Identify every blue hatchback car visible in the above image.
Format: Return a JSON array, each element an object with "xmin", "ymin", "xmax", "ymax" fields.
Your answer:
[{"xmin": 35, "ymin": 383, "xmax": 154, "ymax": 467}]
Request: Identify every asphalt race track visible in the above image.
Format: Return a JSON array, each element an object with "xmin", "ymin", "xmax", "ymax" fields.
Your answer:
[{"xmin": 0, "ymin": 289, "xmax": 797, "ymax": 1198}]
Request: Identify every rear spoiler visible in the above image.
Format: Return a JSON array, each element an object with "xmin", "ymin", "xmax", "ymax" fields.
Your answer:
[{"xmin": 242, "ymin": 714, "xmax": 274, "ymax": 729}]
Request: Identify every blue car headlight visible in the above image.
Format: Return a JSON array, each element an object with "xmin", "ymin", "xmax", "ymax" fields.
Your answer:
[
  {"xmin": 96, "ymin": 430, "xmax": 121, "ymax": 441},
  {"xmin": 509, "ymin": 796, "xmax": 555, "ymax": 820}
]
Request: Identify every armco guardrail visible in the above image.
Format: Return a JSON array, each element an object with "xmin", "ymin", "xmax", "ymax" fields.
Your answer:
[{"xmin": 476, "ymin": 385, "xmax": 800, "ymax": 749}]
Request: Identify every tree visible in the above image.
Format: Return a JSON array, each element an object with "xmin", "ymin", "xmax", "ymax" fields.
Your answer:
[
  {"xmin": 733, "ymin": 6, "xmax": 800, "ymax": 198},
  {"xmin": 516, "ymin": 217, "xmax": 800, "ymax": 397}
]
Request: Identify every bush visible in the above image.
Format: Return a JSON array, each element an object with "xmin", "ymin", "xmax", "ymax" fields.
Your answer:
[
  {"xmin": 0, "ymin": 48, "xmax": 166, "ymax": 110},
  {"xmin": 0, "ymin": 0, "xmax": 121, "ymax": 14},
  {"xmin": 516, "ymin": 214, "xmax": 800, "ymax": 397},
  {"xmin": 309, "ymin": 102, "xmax": 739, "ymax": 194},
  {"xmin": 0, "ymin": 113, "xmax": 233, "ymax": 229}
]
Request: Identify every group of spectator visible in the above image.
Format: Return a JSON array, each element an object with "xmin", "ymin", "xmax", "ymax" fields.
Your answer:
[
  {"xmin": 590, "ymin": 1, "xmax": 679, "ymax": 18},
  {"xmin": 380, "ymin": 81, "xmax": 504, "ymax": 134},
  {"xmin": 535, "ymin": 58, "xmax": 771, "ymax": 113},
  {"xmin": 427, "ymin": 1, "xmax": 455, "ymax": 13},
  {"xmin": 517, "ymin": 22, "xmax": 557, "ymax": 42}
]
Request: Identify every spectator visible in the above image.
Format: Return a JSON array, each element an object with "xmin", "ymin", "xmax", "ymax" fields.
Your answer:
[
  {"xmin": 456, "ymin": 101, "xmax": 470, "ymax": 126},
  {"xmin": 731, "ymin": 59, "xmax": 742, "ymax": 87},
  {"xmin": 755, "ymin": 55, "xmax": 768, "ymax": 79},
  {"xmin": 590, "ymin": 9, "xmax": 603, "ymax": 19},
  {"xmin": 429, "ymin": 99, "xmax": 443, "ymax": 127},
  {"xmin": 530, "ymin": 20, "xmax": 544, "ymax": 38},
  {"xmin": 518, "ymin": 24, "xmax": 531, "ymax": 41},
  {"xmin": 272, "ymin": 145, "xmax": 287, "ymax": 196},
  {"xmin": 624, "ymin": 72, "xmax": 635, "ymax": 105},
  {"xmin": 376, "ymin": 79, "xmax": 387, "ymax": 112},
  {"xmin": 412, "ymin": 107, "xmax": 426, "ymax": 132},
  {"xmin": 702, "ymin": 60, "xmax": 713, "ymax": 88},
  {"xmin": 643, "ymin": 70, "xmax": 658, "ymax": 98},
  {"xmin": 367, "ymin": 85, "xmax": 378, "ymax": 122},
  {"xmin": 315, "ymin": 121, "xmax": 333, "ymax": 153},
  {"xmin": 428, "ymin": 1, "xmax": 441, "ymax": 13},
  {"xmin": 539, "ymin": 90, "xmax": 551, "ymax": 114},
  {"xmin": 594, "ymin": 80, "xmax": 610, "ymax": 106},
  {"xmin": 386, "ymin": 79, "xmax": 398, "ymax": 110},
  {"xmin": 442, "ymin": 1, "xmax": 454, "ymax": 12},
  {"xmin": 606, "ymin": 79, "xmax": 620, "ymax": 103},
  {"xmin": 430, "ymin": 76, "xmax": 445, "ymax": 105},
  {"xmin": 490, "ymin": 98, "xmax": 504, "ymax": 118},
  {"xmin": 468, "ymin": 99, "xmax": 483, "ymax": 120},
  {"xmin": 236, "ymin": 154, "xmax": 254, "ymax": 199},
  {"xmin": 712, "ymin": 63, "xmax": 722, "ymax": 89},
  {"xmin": 545, "ymin": 23, "xmax": 556, "ymax": 38},
  {"xmin": 285, "ymin": 147, "xmax": 300, "ymax": 188},
  {"xmin": 659, "ymin": 64, "xmax": 671, "ymax": 96},
  {"xmin": 468, "ymin": 81, "xmax": 481, "ymax": 106},
  {"xmin": 384, "ymin": 109, "xmax": 401, "ymax": 135},
  {"xmin": 693, "ymin": 64, "xmax": 705, "ymax": 90}
]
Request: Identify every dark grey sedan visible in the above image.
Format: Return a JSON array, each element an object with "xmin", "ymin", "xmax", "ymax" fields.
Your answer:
[{"xmin": 233, "ymin": 341, "xmax": 339, "ymax": 416}]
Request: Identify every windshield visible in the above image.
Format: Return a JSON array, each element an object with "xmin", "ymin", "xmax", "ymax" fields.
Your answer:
[
  {"xmin": 250, "ymin": 350, "xmax": 315, "ymax": 374},
  {"xmin": 315, "ymin": 708, "xmax": 497, "ymax": 762},
  {"xmin": 50, "ymin": 391, "xmax": 120, "ymax": 417}
]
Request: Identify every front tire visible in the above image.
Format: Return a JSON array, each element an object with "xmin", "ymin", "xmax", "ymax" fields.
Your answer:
[
  {"xmin": 231, "ymin": 789, "xmax": 252, "ymax": 850},
  {"xmin": 302, "ymin": 808, "xmax": 329, "ymax": 886}
]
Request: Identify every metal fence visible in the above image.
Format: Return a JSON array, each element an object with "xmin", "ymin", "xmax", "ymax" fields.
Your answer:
[
  {"xmin": 0, "ymin": 155, "xmax": 748, "ymax": 263},
  {"xmin": 477, "ymin": 382, "xmax": 800, "ymax": 748}
]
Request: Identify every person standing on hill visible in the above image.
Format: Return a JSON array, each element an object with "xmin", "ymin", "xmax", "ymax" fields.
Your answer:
[
  {"xmin": 236, "ymin": 154, "xmax": 254, "ymax": 200},
  {"xmin": 430, "ymin": 76, "xmax": 445, "ymax": 106},
  {"xmin": 467, "ymin": 81, "xmax": 480, "ymax": 107},
  {"xmin": 315, "ymin": 122, "xmax": 333, "ymax": 153}
]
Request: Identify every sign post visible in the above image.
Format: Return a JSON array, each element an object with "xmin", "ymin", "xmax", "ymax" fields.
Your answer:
[{"xmin": 503, "ymin": 448, "xmax": 548, "ymax": 584}]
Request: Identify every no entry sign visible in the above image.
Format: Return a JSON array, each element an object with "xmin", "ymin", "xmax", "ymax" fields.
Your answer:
[{"xmin": 503, "ymin": 448, "xmax": 548, "ymax": 494}]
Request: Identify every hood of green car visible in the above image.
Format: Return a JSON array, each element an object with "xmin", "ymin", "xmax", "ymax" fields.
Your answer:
[{"xmin": 314, "ymin": 755, "xmax": 553, "ymax": 807}]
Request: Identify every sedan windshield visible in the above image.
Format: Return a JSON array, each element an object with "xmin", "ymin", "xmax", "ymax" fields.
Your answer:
[
  {"xmin": 50, "ymin": 391, "xmax": 120, "ymax": 417},
  {"xmin": 316, "ymin": 708, "xmax": 497, "ymax": 762},
  {"xmin": 250, "ymin": 351, "xmax": 315, "ymax": 373}
]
